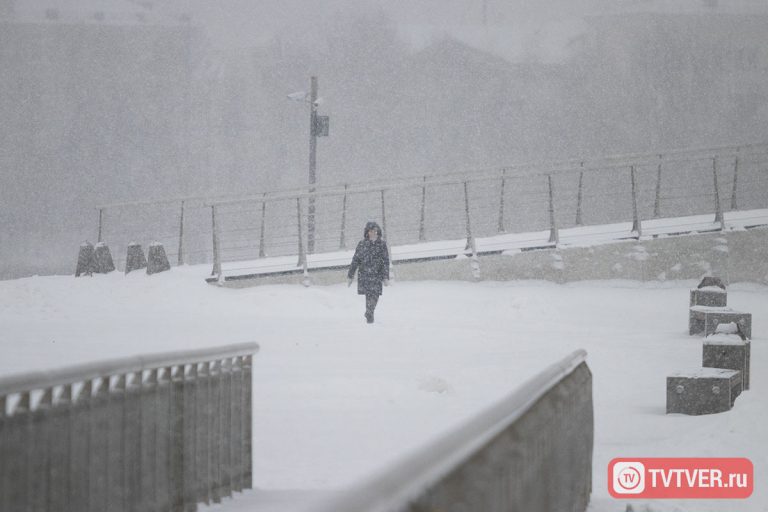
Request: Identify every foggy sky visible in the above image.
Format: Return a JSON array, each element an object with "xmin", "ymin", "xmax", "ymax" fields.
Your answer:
[{"xmin": 2, "ymin": 0, "xmax": 767, "ymax": 278}]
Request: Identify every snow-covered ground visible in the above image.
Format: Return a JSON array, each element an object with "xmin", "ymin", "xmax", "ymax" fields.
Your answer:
[{"xmin": 0, "ymin": 267, "xmax": 766, "ymax": 511}]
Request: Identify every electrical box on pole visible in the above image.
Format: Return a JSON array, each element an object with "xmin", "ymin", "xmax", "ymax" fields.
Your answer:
[{"xmin": 313, "ymin": 115, "xmax": 329, "ymax": 137}]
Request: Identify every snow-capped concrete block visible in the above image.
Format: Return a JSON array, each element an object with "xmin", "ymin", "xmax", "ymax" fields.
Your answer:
[
  {"xmin": 689, "ymin": 288, "xmax": 727, "ymax": 307},
  {"xmin": 689, "ymin": 307, "xmax": 752, "ymax": 339},
  {"xmin": 93, "ymin": 242, "xmax": 115, "ymax": 274},
  {"xmin": 147, "ymin": 242, "xmax": 170, "ymax": 275},
  {"xmin": 667, "ymin": 368, "xmax": 742, "ymax": 415},
  {"xmin": 125, "ymin": 243, "xmax": 147, "ymax": 274},
  {"xmin": 703, "ymin": 330, "xmax": 750, "ymax": 390},
  {"xmin": 75, "ymin": 242, "xmax": 97, "ymax": 277}
]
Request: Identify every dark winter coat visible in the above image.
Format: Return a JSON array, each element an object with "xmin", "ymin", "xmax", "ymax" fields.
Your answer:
[{"xmin": 348, "ymin": 222, "xmax": 390, "ymax": 296}]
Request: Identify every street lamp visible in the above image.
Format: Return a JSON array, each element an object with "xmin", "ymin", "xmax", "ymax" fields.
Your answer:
[{"xmin": 288, "ymin": 76, "xmax": 329, "ymax": 254}]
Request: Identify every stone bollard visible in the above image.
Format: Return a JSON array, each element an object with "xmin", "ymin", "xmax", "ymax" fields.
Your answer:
[
  {"xmin": 689, "ymin": 307, "xmax": 752, "ymax": 339},
  {"xmin": 147, "ymin": 242, "xmax": 171, "ymax": 275},
  {"xmin": 125, "ymin": 243, "xmax": 147, "ymax": 274},
  {"xmin": 667, "ymin": 368, "xmax": 742, "ymax": 415},
  {"xmin": 690, "ymin": 278, "xmax": 727, "ymax": 307},
  {"xmin": 703, "ymin": 323, "xmax": 750, "ymax": 390},
  {"xmin": 93, "ymin": 242, "xmax": 116, "ymax": 273},
  {"xmin": 75, "ymin": 242, "xmax": 97, "ymax": 277}
]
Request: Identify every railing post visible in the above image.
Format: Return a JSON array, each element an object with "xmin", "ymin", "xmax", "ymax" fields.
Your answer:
[
  {"xmin": 419, "ymin": 177, "xmax": 427, "ymax": 242},
  {"xmin": 498, "ymin": 169, "xmax": 506, "ymax": 233},
  {"xmin": 12, "ymin": 392, "xmax": 32, "ymax": 510},
  {"xmin": 380, "ymin": 189, "xmax": 387, "ymax": 240},
  {"xmin": 89, "ymin": 378, "xmax": 109, "ymax": 512},
  {"xmin": 296, "ymin": 197, "xmax": 306, "ymax": 268},
  {"xmin": 464, "ymin": 181, "xmax": 480, "ymax": 280},
  {"xmin": 547, "ymin": 175, "xmax": 559, "ymax": 245},
  {"xmin": 653, "ymin": 156, "xmax": 663, "ymax": 218},
  {"xmin": 730, "ymin": 156, "xmax": 739, "ymax": 211},
  {"xmin": 712, "ymin": 157, "xmax": 725, "ymax": 229},
  {"xmin": 156, "ymin": 368, "xmax": 172, "ymax": 511},
  {"xmin": 630, "ymin": 166, "xmax": 642, "ymax": 238},
  {"xmin": 110, "ymin": 374, "xmax": 127, "ymax": 512},
  {"xmin": 575, "ymin": 167, "xmax": 584, "ymax": 226},
  {"xmin": 242, "ymin": 355, "xmax": 253, "ymax": 490},
  {"xmin": 141, "ymin": 370, "xmax": 159, "ymax": 511},
  {"xmin": 178, "ymin": 201, "xmax": 185, "ymax": 266},
  {"xmin": 339, "ymin": 185, "xmax": 348, "ymax": 250},
  {"xmin": 31, "ymin": 387, "xmax": 52, "ymax": 512},
  {"xmin": 183, "ymin": 365, "xmax": 198, "ymax": 512},
  {"xmin": 230, "ymin": 358, "xmax": 244, "ymax": 493},
  {"xmin": 169, "ymin": 366, "xmax": 185, "ymax": 512},
  {"xmin": 210, "ymin": 206, "xmax": 221, "ymax": 278},
  {"xmin": 221, "ymin": 359, "xmax": 233, "ymax": 500},
  {"xmin": 0, "ymin": 394, "xmax": 6, "ymax": 512},
  {"xmin": 196, "ymin": 363, "xmax": 211, "ymax": 506},
  {"xmin": 210, "ymin": 361, "xmax": 222, "ymax": 504},
  {"xmin": 258, "ymin": 194, "xmax": 267, "ymax": 258},
  {"xmin": 97, "ymin": 208, "xmax": 104, "ymax": 243},
  {"xmin": 50, "ymin": 384, "xmax": 72, "ymax": 512},
  {"xmin": 124, "ymin": 372, "xmax": 142, "ymax": 512}
]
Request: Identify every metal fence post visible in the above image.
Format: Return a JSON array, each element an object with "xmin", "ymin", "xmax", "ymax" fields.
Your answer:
[
  {"xmin": 259, "ymin": 194, "xmax": 267, "ymax": 258},
  {"xmin": 575, "ymin": 169, "xmax": 584, "ymax": 226},
  {"xmin": 178, "ymin": 201, "xmax": 186, "ymax": 266},
  {"xmin": 183, "ymin": 365, "xmax": 198, "ymax": 512},
  {"xmin": 630, "ymin": 166, "xmax": 642, "ymax": 238},
  {"xmin": 210, "ymin": 361, "xmax": 222, "ymax": 504},
  {"xmin": 419, "ymin": 177, "xmax": 427, "ymax": 241},
  {"xmin": 498, "ymin": 169, "xmax": 507, "ymax": 233},
  {"xmin": 90, "ymin": 378, "xmax": 109, "ymax": 512},
  {"xmin": 31, "ymin": 387, "xmax": 52, "ymax": 512},
  {"xmin": 464, "ymin": 182, "xmax": 481, "ymax": 280},
  {"xmin": 547, "ymin": 175, "xmax": 559, "ymax": 245},
  {"xmin": 141, "ymin": 370, "xmax": 158, "ymax": 511},
  {"xmin": 653, "ymin": 156, "xmax": 663, "ymax": 218},
  {"xmin": 339, "ymin": 185, "xmax": 348, "ymax": 250},
  {"xmin": 221, "ymin": 359, "xmax": 233, "ymax": 500},
  {"xmin": 196, "ymin": 363, "xmax": 211, "ymax": 506},
  {"xmin": 231, "ymin": 358, "xmax": 244, "ymax": 493},
  {"xmin": 50, "ymin": 384, "xmax": 72, "ymax": 512},
  {"xmin": 169, "ymin": 366, "xmax": 186, "ymax": 512},
  {"xmin": 296, "ymin": 198, "xmax": 306, "ymax": 269},
  {"xmin": 712, "ymin": 157, "xmax": 725, "ymax": 229},
  {"xmin": 731, "ymin": 156, "xmax": 739, "ymax": 211},
  {"xmin": 242, "ymin": 355, "xmax": 253, "ymax": 490},
  {"xmin": 0, "ymin": 394, "xmax": 6, "ymax": 512},
  {"xmin": 98, "ymin": 208, "xmax": 104, "ymax": 243},
  {"xmin": 380, "ymin": 189, "xmax": 387, "ymax": 240},
  {"xmin": 211, "ymin": 206, "xmax": 221, "ymax": 278}
]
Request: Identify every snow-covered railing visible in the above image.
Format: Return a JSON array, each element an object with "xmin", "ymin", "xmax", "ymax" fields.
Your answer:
[
  {"xmin": 304, "ymin": 349, "xmax": 593, "ymax": 512},
  {"xmin": 0, "ymin": 342, "xmax": 259, "ymax": 512},
  {"xmin": 90, "ymin": 142, "xmax": 768, "ymax": 276}
]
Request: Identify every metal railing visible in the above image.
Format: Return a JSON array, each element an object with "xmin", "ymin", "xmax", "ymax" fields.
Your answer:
[
  {"xmin": 91, "ymin": 142, "xmax": 768, "ymax": 276},
  {"xmin": 0, "ymin": 342, "xmax": 258, "ymax": 512},
  {"xmin": 303, "ymin": 349, "xmax": 592, "ymax": 512}
]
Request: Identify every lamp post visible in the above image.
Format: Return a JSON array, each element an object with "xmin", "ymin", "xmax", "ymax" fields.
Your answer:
[{"xmin": 288, "ymin": 76, "xmax": 329, "ymax": 254}]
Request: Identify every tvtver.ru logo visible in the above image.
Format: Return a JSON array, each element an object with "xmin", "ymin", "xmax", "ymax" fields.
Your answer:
[{"xmin": 612, "ymin": 461, "xmax": 645, "ymax": 495}]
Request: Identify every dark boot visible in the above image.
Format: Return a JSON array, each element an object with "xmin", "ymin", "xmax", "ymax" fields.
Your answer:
[{"xmin": 365, "ymin": 294, "xmax": 378, "ymax": 324}]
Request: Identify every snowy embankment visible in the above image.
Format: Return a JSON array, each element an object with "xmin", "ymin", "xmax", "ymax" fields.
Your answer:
[{"xmin": 0, "ymin": 268, "xmax": 765, "ymax": 512}]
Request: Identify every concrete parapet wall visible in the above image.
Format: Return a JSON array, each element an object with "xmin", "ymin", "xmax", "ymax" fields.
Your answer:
[{"xmin": 219, "ymin": 227, "xmax": 768, "ymax": 287}]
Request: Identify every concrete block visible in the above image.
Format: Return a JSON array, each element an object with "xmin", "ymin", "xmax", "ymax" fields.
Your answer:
[
  {"xmin": 703, "ymin": 328, "xmax": 751, "ymax": 390},
  {"xmin": 689, "ymin": 307, "xmax": 752, "ymax": 339},
  {"xmin": 75, "ymin": 242, "xmax": 96, "ymax": 277},
  {"xmin": 689, "ymin": 288, "xmax": 727, "ymax": 307},
  {"xmin": 147, "ymin": 242, "xmax": 170, "ymax": 275},
  {"xmin": 125, "ymin": 243, "xmax": 147, "ymax": 274},
  {"xmin": 667, "ymin": 368, "xmax": 742, "ymax": 415},
  {"xmin": 93, "ymin": 242, "xmax": 115, "ymax": 274}
]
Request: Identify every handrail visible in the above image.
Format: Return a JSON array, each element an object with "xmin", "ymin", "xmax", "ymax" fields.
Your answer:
[
  {"xmin": 304, "ymin": 349, "xmax": 588, "ymax": 512},
  {"xmin": 97, "ymin": 142, "xmax": 768, "ymax": 211},
  {"xmin": 0, "ymin": 341, "xmax": 259, "ymax": 396}
]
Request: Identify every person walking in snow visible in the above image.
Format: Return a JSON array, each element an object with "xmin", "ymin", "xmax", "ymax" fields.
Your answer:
[{"xmin": 347, "ymin": 221, "xmax": 390, "ymax": 324}]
